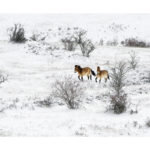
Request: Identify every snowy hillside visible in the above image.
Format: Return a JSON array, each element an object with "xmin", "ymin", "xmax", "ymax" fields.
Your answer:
[{"xmin": 0, "ymin": 14, "xmax": 150, "ymax": 136}]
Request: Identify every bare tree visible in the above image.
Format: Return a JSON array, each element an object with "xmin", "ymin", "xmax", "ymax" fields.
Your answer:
[
  {"xmin": 108, "ymin": 61, "xmax": 129, "ymax": 114},
  {"xmin": 75, "ymin": 29, "xmax": 95, "ymax": 57},
  {"xmin": 51, "ymin": 76, "xmax": 84, "ymax": 109}
]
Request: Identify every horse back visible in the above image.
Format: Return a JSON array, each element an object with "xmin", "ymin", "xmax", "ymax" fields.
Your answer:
[{"xmin": 82, "ymin": 67, "xmax": 91, "ymax": 75}]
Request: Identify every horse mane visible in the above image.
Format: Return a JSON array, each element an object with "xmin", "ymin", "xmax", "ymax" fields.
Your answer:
[
  {"xmin": 75, "ymin": 65, "xmax": 82, "ymax": 73},
  {"xmin": 75, "ymin": 65, "xmax": 80, "ymax": 68},
  {"xmin": 97, "ymin": 66, "xmax": 100, "ymax": 71}
]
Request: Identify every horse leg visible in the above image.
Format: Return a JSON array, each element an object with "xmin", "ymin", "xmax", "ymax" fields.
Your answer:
[
  {"xmin": 99, "ymin": 79, "xmax": 101, "ymax": 84},
  {"xmin": 95, "ymin": 77, "xmax": 97, "ymax": 82},
  {"xmin": 81, "ymin": 76, "xmax": 83, "ymax": 81},
  {"xmin": 87, "ymin": 75, "xmax": 89, "ymax": 80},
  {"xmin": 78, "ymin": 75, "xmax": 80, "ymax": 80},
  {"xmin": 105, "ymin": 78, "xmax": 107, "ymax": 83},
  {"xmin": 90, "ymin": 75, "xmax": 92, "ymax": 80}
]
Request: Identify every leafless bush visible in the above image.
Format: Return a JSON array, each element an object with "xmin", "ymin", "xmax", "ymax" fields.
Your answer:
[
  {"xmin": 30, "ymin": 33, "xmax": 40, "ymax": 41},
  {"xmin": 0, "ymin": 73, "xmax": 8, "ymax": 112},
  {"xmin": 51, "ymin": 76, "xmax": 84, "ymax": 109},
  {"xmin": 60, "ymin": 28, "xmax": 95, "ymax": 56},
  {"xmin": 144, "ymin": 72, "xmax": 150, "ymax": 83},
  {"xmin": 106, "ymin": 39, "xmax": 118, "ymax": 46},
  {"xmin": 128, "ymin": 51, "xmax": 138, "ymax": 70},
  {"xmin": 79, "ymin": 39, "xmax": 95, "ymax": 57},
  {"xmin": 108, "ymin": 61, "xmax": 129, "ymax": 114},
  {"xmin": 148, "ymin": 72, "xmax": 150, "ymax": 83},
  {"xmin": 8, "ymin": 24, "xmax": 26, "ymax": 43},
  {"xmin": 35, "ymin": 96, "xmax": 53, "ymax": 107},
  {"xmin": 130, "ymin": 101, "xmax": 140, "ymax": 115},
  {"xmin": 30, "ymin": 32, "xmax": 47, "ymax": 41},
  {"xmin": 74, "ymin": 29, "xmax": 87, "ymax": 44},
  {"xmin": 109, "ymin": 94, "xmax": 127, "ymax": 114},
  {"xmin": 146, "ymin": 119, "xmax": 150, "ymax": 127},
  {"xmin": 0, "ymin": 73, "xmax": 7, "ymax": 84},
  {"xmin": 121, "ymin": 38, "xmax": 150, "ymax": 48},
  {"xmin": 61, "ymin": 36, "xmax": 77, "ymax": 51},
  {"xmin": 74, "ymin": 29, "xmax": 95, "ymax": 57}
]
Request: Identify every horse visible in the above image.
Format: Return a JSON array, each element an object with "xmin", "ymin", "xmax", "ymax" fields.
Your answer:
[
  {"xmin": 74, "ymin": 65, "xmax": 96, "ymax": 81},
  {"xmin": 95, "ymin": 66, "xmax": 109, "ymax": 83}
]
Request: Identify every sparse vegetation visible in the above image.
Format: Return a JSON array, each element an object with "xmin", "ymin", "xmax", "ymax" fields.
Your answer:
[
  {"xmin": 128, "ymin": 50, "xmax": 138, "ymax": 70},
  {"xmin": 35, "ymin": 96, "xmax": 53, "ymax": 107},
  {"xmin": 121, "ymin": 38, "xmax": 150, "ymax": 48},
  {"xmin": 30, "ymin": 32, "xmax": 47, "ymax": 41},
  {"xmin": 106, "ymin": 39, "xmax": 118, "ymax": 46},
  {"xmin": 60, "ymin": 28, "xmax": 95, "ymax": 56},
  {"xmin": 51, "ymin": 76, "xmax": 84, "ymax": 109},
  {"xmin": 8, "ymin": 24, "xmax": 26, "ymax": 43}
]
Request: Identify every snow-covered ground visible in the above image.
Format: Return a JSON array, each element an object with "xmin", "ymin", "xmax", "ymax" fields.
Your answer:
[{"xmin": 0, "ymin": 14, "xmax": 150, "ymax": 136}]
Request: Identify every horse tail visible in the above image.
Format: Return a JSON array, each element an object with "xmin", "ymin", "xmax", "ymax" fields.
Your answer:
[{"xmin": 91, "ymin": 70, "xmax": 96, "ymax": 76}]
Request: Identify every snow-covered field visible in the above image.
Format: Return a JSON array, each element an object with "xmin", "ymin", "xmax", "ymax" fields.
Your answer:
[{"xmin": 0, "ymin": 14, "xmax": 150, "ymax": 136}]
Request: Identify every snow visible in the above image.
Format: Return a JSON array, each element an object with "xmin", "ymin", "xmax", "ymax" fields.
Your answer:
[{"xmin": 0, "ymin": 14, "xmax": 150, "ymax": 136}]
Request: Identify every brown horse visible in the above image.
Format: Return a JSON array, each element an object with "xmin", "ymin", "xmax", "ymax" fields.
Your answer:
[
  {"xmin": 74, "ymin": 65, "xmax": 96, "ymax": 81},
  {"xmin": 95, "ymin": 66, "xmax": 109, "ymax": 83}
]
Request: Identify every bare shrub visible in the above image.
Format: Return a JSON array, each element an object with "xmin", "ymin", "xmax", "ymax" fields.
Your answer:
[
  {"xmin": 8, "ymin": 24, "xmax": 26, "ymax": 43},
  {"xmin": 142, "ymin": 72, "xmax": 150, "ymax": 83},
  {"xmin": 61, "ymin": 36, "xmax": 77, "ymax": 51},
  {"xmin": 106, "ymin": 39, "xmax": 118, "ymax": 46},
  {"xmin": 128, "ymin": 50, "xmax": 138, "ymax": 70},
  {"xmin": 146, "ymin": 119, "xmax": 150, "ymax": 127},
  {"xmin": 121, "ymin": 38, "xmax": 150, "ymax": 48},
  {"xmin": 30, "ymin": 33, "xmax": 40, "ymax": 41},
  {"xmin": 108, "ymin": 61, "xmax": 129, "ymax": 114},
  {"xmin": 35, "ymin": 96, "xmax": 53, "ymax": 107},
  {"xmin": 130, "ymin": 102, "xmax": 140, "ymax": 115},
  {"xmin": 51, "ymin": 76, "xmax": 84, "ymax": 109},
  {"xmin": 0, "ymin": 73, "xmax": 7, "ymax": 84},
  {"xmin": 109, "ymin": 94, "xmax": 127, "ymax": 114},
  {"xmin": 148, "ymin": 72, "xmax": 150, "ymax": 83},
  {"xmin": 74, "ymin": 29, "xmax": 95, "ymax": 57},
  {"xmin": 79, "ymin": 39, "xmax": 95, "ymax": 57},
  {"xmin": 30, "ymin": 31, "xmax": 47, "ymax": 42}
]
